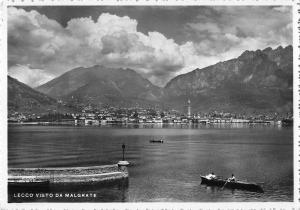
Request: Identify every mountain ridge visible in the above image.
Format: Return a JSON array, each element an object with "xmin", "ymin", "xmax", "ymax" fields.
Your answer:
[
  {"xmin": 10, "ymin": 45, "xmax": 292, "ymax": 115},
  {"xmin": 36, "ymin": 65, "xmax": 164, "ymax": 108},
  {"xmin": 164, "ymin": 45, "xmax": 292, "ymax": 113},
  {"xmin": 8, "ymin": 75, "xmax": 58, "ymax": 114}
]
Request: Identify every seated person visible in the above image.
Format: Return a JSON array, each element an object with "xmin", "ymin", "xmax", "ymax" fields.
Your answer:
[
  {"xmin": 206, "ymin": 172, "xmax": 216, "ymax": 180},
  {"xmin": 227, "ymin": 174, "xmax": 236, "ymax": 182}
]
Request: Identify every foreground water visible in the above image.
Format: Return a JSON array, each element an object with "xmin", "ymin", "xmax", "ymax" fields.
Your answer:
[{"xmin": 8, "ymin": 124, "xmax": 293, "ymax": 202}]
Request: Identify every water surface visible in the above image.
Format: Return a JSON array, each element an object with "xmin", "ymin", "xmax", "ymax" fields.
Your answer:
[{"xmin": 8, "ymin": 124, "xmax": 293, "ymax": 202}]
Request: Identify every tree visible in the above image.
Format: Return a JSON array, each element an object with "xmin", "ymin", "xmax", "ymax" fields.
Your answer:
[
  {"xmin": 133, "ymin": 111, "xmax": 139, "ymax": 119},
  {"xmin": 148, "ymin": 109, "xmax": 157, "ymax": 117}
]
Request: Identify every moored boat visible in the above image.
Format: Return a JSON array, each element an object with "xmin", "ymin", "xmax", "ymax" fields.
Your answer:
[
  {"xmin": 149, "ymin": 139, "xmax": 164, "ymax": 143},
  {"xmin": 200, "ymin": 175, "xmax": 263, "ymax": 193}
]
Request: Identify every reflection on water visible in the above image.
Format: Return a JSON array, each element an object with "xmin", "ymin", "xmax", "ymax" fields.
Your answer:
[
  {"xmin": 8, "ymin": 124, "xmax": 293, "ymax": 202},
  {"xmin": 9, "ymin": 178, "xmax": 129, "ymax": 202},
  {"xmin": 91, "ymin": 123, "xmax": 283, "ymax": 129}
]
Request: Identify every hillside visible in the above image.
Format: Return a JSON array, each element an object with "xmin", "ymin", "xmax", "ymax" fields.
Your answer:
[
  {"xmin": 8, "ymin": 76, "xmax": 70, "ymax": 115},
  {"xmin": 36, "ymin": 65, "xmax": 164, "ymax": 108},
  {"xmin": 33, "ymin": 46, "xmax": 293, "ymax": 114},
  {"xmin": 164, "ymin": 45, "xmax": 293, "ymax": 114}
]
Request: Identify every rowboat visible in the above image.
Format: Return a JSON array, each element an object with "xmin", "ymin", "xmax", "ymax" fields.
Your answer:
[
  {"xmin": 149, "ymin": 140, "xmax": 164, "ymax": 143},
  {"xmin": 200, "ymin": 176, "xmax": 263, "ymax": 193}
]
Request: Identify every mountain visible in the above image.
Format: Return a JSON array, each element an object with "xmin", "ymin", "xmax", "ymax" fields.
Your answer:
[
  {"xmin": 8, "ymin": 76, "xmax": 70, "ymax": 114},
  {"xmin": 36, "ymin": 65, "xmax": 164, "ymax": 108},
  {"xmin": 34, "ymin": 46, "xmax": 292, "ymax": 114},
  {"xmin": 164, "ymin": 45, "xmax": 293, "ymax": 114}
]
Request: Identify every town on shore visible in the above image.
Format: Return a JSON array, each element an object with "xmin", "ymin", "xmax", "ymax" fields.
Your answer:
[{"xmin": 8, "ymin": 100, "xmax": 293, "ymax": 126}]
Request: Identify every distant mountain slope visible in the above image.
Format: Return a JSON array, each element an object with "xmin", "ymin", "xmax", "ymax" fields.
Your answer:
[
  {"xmin": 8, "ymin": 76, "xmax": 58, "ymax": 114},
  {"xmin": 34, "ymin": 46, "xmax": 292, "ymax": 114},
  {"xmin": 8, "ymin": 76, "xmax": 76, "ymax": 115},
  {"xmin": 164, "ymin": 45, "xmax": 293, "ymax": 114},
  {"xmin": 36, "ymin": 65, "xmax": 164, "ymax": 107}
]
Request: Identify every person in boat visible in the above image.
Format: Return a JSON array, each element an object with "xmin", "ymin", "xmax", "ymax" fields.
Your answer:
[
  {"xmin": 206, "ymin": 172, "xmax": 216, "ymax": 180},
  {"xmin": 227, "ymin": 174, "xmax": 236, "ymax": 182}
]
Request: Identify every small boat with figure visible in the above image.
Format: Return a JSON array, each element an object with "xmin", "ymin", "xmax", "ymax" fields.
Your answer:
[
  {"xmin": 149, "ymin": 138, "xmax": 164, "ymax": 143},
  {"xmin": 200, "ymin": 175, "xmax": 264, "ymax": 193},
  {"xmin": 149, "ymin": 140, "xmax": 164, "ymax": 143}
]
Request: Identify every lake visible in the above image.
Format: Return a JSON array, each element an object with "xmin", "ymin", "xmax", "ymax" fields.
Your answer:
[{"xmin": 8, "ymin": 124, "xmax": 293, "ymax": 202}]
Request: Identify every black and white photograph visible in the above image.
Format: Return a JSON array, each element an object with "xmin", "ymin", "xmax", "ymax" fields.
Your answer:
[{"xmin": 5, "ymin": 1, "xmax": 295, "ymax": 204}]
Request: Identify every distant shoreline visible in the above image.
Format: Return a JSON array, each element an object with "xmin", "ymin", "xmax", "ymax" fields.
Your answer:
[{"xmin": 7, "ymin": 121, "xmax": 292, "ymax": 126}]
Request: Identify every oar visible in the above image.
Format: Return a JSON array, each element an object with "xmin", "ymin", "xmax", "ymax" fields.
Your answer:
[{"xmin": 221, "ymin": 180, "xmax": 228, "ymax": 190}]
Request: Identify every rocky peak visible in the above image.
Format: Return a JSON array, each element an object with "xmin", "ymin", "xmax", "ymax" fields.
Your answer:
[
  {"xmin": 164, "ymin": 45, "xmax": 293, "ymax": 114},
  {"xmin": 238, "ymin": 49, "xmax": 267, "ymax": 61},
  {"xmin": 262, "ymin": 47, "xmax": 272, "ymax": 53},
  {"xmin": 275, "ymin": 45, "xmax": 283, "ymax": 51}
]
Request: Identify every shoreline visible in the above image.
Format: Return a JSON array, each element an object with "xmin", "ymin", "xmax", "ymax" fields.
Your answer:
[{"xmin": 7, "ymin": 121, "xmax": 291, "ymax": 126}]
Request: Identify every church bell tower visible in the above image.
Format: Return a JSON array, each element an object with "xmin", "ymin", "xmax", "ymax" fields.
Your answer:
[{"xmin": 187, "ymin": 99, "xmax": 191, "ymax": 118}]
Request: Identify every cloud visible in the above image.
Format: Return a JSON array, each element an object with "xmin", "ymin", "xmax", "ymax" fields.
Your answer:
[
  {"xmin": 8, "ymin": 65, "xmax": 55, "ymax": 87},
  {"xmin": 179, "ymin": 6, "xmax": 292, "ymax": 73},
  {"xmin": 186, "ymin": 22, "xmax": 221, "ymax": 34},
  {"xmin": 185, "ymin": 6, "xmax": 292, "ymax": 46},
  {"xmin": 273, "ymin": 6, "xmax": 291, "ymax": 13},
  {"xmin": 8, "ymin": 6, "xmax": 292, "ymax": 87},
  {"xmin": 8, "ymin": 7, "xmax": 186, "ymax": 87}
]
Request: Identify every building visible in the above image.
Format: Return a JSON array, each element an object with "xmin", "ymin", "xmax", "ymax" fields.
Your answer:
[{"xmin": 187, "ymin": 99, "xmax": 191, "ymax": 118}]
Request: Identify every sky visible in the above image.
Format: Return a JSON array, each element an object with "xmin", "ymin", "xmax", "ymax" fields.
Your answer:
[{"xmin": 7, "ymin": 6, "xmax": 292, "ymax": 87}]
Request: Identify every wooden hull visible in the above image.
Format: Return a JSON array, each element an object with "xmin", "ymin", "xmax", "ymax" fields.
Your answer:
[
  {"xmin": 149, "ymin": 140, "xmax": 163, "ymax": 143},
  {"xmin": 200, "ymin": 176, "xmax": 263, "ymax": 193}
]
